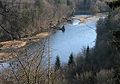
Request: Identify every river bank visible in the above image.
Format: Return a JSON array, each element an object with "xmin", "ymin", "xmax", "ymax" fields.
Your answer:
[{"xmin": 0, "ymin": 16, "xmax": 70, "ymax": 63}]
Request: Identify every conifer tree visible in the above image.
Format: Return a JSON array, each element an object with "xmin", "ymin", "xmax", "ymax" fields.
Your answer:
[
  {"xmin": 55, "ymin": 56, "xmax": 61, "ymax": 71},
  {"xmin": 67, "ymin": 0, "xmax": 70, "ymax": 6},
  {"xmin": 86, "ymin": 46, "xmax": 90, "ymax": 57},
  {"xmin": 54, "ymin": 0, "xmax": 61, "ymax": 4},
  {"xmin": 68, "ymin": 53, "xmax": 74, "ymax": 66}
]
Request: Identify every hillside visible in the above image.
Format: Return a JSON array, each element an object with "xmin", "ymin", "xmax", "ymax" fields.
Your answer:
[{"xmin": 0, "ymin": 0, "xmax": 73, "ymax": 41}]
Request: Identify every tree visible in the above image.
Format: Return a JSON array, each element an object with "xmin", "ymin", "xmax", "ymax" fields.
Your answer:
[
  {"xmin": 55, "ymin": 56, "xmax": 61, "ymax": 71},
  {"xmin": 106, "ymin": 0, "xmax": 120, "ymax": 10},
  {"xmin": 112, "ymin": 52, "xmax": 120, "ymax": 84},
  {"xmin": 68, "ymin": 53, "xmax": 75, "ymax": 66},
  {"xmin": 96, "ymin": 69, "xmax": 114, "ymax": 84},
  {"xmin": 0, "ymin": 39, "xmax": 49, "ymax": 84},
  {"xmin": 113, "ymin": 68, "xmax": 120, "ymax": 84},
  {"xmin": 86, "ymin": 46, "xmax": 90, "ymax": 57},
  {"xmin": 85, "ymin": 46, "xmax": 90, "ymax": 66},
  {"xmin": 85, "ymin": 46, "xmax": 90, "ymax": 64},
  {"xmin": 67, "ymin": 0, "xmax": 70, "ymax": 6},
  {"xmin": 0, "ymin": 0, "xmax": 24, "ymax": 40},
  {"xmin": 54, "ymin": 0, "xmax": 61, "ymax": 4}
]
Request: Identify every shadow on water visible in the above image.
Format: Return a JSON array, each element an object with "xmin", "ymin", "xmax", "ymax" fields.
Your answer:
[{"xmin": 74, "ymin": 11, "xmax": 93, "ymax": 15}]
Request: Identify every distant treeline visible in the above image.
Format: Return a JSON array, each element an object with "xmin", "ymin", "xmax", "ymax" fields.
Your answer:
[{"xmin": 75, "ymin": 0, "xmax": 110, "ymax": 14}]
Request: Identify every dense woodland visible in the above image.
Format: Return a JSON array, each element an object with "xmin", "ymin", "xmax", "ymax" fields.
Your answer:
[
  {"xmin": 75, "ymin": 0, "xmax": 110, "ymax": 14},
  {"xmin": 1, "ymin": 0, "xmax": 120, "ymax": 84},
  {"xmin": 0, "ymin": 0, "xmax": 74, "ymax": 41}
]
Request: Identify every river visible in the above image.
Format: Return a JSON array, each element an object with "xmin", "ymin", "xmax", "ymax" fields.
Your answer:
[
  {"xmin": 0, "ymin": 14, "xmax": 106, "ymax": 69},
  {"xmin": 50, "ymin": 14, "xmax": 106, "ymax": 63}
]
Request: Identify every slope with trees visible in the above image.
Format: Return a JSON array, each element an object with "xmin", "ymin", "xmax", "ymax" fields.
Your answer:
[
  {"xmin": 1, "ymin": 0, "xmax": 120, "ymax": 84},
  {"xmin": 0, "ymin": 0, "xmax": 74, "ymax": 41}
]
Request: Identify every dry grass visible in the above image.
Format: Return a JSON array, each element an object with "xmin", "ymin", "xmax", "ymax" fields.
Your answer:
[
  {"xmin": 0, "ymin": 32, "xmax": 50, "ymax": 62},
  {"xmin": 0, "ymin": 52, "xmax": 16, "ymax": 61},
  {"xmin": 0, "ymin": 41, "xmax": 26, "ymax": 49}
]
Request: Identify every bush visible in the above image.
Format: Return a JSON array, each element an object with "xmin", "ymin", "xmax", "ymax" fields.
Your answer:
[{"xmin": 96, "ymin": 69, "xmax": 114, "ymax": 84}]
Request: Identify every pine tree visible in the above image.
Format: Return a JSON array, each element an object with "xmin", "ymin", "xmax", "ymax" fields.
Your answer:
[
  {"xmin": 67, "ymin": 53, "xmax": 76, "ymax": 83},
  {"xmin": 86, "ymin": 46, "xmax": 90, "ymax": 57},
  {"xmin": 85, "ymin": 46, "xmax": 93, "ymax": 71},
  {"xmin": 55, "ymin": 56, "xmax": 61, "ymax": 71},
  {"xmin": 68, "ymin": 53, "xmax": 74, "ymax": 66},
  {"xmin": 54, "ymin": 0, "xmax": 61, "ymax": 4},
  {"xmin": 67, "ymin": 0, "xmax": 70, "ymax": 6},
  {"xmin": 85, "ymin": 46, "xmax": 90, "ymax": 63}
]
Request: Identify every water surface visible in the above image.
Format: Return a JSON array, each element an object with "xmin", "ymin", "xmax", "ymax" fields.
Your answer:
[
  {"xmin": 50, "ymin": 15, "xmax": 103, "ymax": 63},
  {"xmin": 0, "ymin": 15, "xmax": 105, "ymax": 70}
]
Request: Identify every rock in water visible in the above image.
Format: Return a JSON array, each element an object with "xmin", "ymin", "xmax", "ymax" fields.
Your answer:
[{"xmin": 61, "ymin": 26, "xmax": 65, "ymax": 33}]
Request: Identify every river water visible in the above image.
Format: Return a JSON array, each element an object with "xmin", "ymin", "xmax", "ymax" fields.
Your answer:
[
  {"xmin": 50, "ymin": 15, "xmax": 105, "ymax": 63},
  {"xmin": 0, "ymin": 14, "xmax": 106, "ymax": 69}
]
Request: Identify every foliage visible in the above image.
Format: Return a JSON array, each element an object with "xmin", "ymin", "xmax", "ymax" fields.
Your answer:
[
  {"xmin": 96, "ymin": 69, "xmax": 114, "ymax": 84},
  {"xmin": 1, "ymin": 0, "xmax": 120, "ymax": 84},
  {"xmin": 0, "ymin": 0, "xmax": 73, "ymax": 41}
]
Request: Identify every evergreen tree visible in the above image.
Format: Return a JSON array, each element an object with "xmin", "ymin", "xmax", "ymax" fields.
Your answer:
[
  {"xmin": 55, "ymin": 56, "xmax": 61, "ymax": 71},
  {"xmin": 85, "ymin": 46, "xmax": 94, "ymax": 72},
  {"xmin": 67, "ymin": 53, "xmax": 76, "ymax": 83},
  {"xmin": 85, "ymin": 46, "xmax": 90, "ymax": 65},
  {"xmin": 86, "ymin": 46, "xmax": 90, "ymax": 57},
  {"xmin": 54, "ymin": 0, "xmax": 61, "ymax": 4},
  {"xmin": 68, "ymin": 53, "xmax": 74, "ymax": 66},
  {"xmin": 67, "ymin": 0, "xmax": 70, "ymax": 6}
]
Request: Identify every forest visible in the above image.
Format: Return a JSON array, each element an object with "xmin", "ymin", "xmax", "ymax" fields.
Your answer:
[
  {"xmin": 0, "ymin": 0, "xmax": 74, "ymax": 41},
  {"xmin": 1, "ymin": 0, "xmax": 120, "ymax": 84}
]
